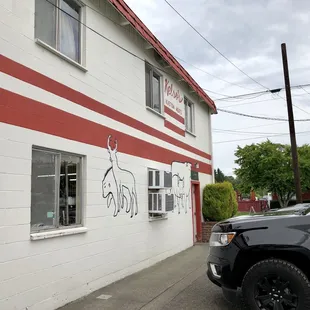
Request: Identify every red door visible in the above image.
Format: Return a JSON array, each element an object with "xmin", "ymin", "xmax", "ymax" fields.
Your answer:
[{"xmin": 191, "ymin": 181, "xmax": 202, "ymax": 243}]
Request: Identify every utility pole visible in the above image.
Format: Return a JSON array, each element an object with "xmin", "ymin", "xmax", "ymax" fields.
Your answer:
[{"xmin": 281, "ymin": 43, "xmax": 303, "ymax": 203}]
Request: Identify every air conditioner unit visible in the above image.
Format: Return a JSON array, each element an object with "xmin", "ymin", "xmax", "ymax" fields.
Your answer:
[
  {"xmin": 148, "ymin": 191, "xmax": 174, "ymax": 214},
  {"xmin": 148, "ymin": 169, "xmax": 172, "ymax": 188}
]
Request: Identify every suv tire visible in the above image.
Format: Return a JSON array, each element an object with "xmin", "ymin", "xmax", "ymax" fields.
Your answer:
[{"xmin": 241, "ymin": 259, "xmax": 310, "ymax": 310}]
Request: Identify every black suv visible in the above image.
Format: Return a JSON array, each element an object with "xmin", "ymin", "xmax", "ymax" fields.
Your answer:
[{"xmin": 207, "ymin": 203, "xmax": 310, "ymax": 310}]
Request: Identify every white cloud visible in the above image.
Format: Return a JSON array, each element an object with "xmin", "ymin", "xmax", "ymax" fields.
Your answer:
[{"xmin": 125, "ymin": 0, "xmax": 310, "ymax": 172}]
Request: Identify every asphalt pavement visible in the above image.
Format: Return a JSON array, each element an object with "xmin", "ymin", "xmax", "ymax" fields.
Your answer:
[{"xmin": 58, "ymin": 244, "xmax": 240, "ymax": 310}]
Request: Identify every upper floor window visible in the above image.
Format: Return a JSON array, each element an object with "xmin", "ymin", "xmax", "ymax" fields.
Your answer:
[
  {"xmin": 31, "ymin": 147, "xmax": 83, "ymax": 232},
  {"xmin": 35, "ymin": 0, "xmax": 81, "ymax": 63},
  {"xmin": 184, "ymin": 97, "xmax": 194, "ymax": 133},
  {"xmin": 145, "ymin": 63, "xmax": 162, "ymax": 114}
]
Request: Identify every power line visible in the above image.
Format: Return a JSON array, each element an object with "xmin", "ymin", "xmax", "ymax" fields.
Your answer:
[
  {"xmin": 277, "ymin": 94, "xmax": 310, "ymax": 115},
  {"xmin": 219, "ymin": 92, "xmax": 310, "ymax": 108},
  {"xmin": 175, "ymin": 56, "xmax": 257, "ymax": 91},
  {"xmin": 215, "ymin": 90, "xmax": 272, "ymax": 101},
  {"xmin": 215, "ymin": 121, "xmax": 291, "ymax": 133},
  {"xmin": 201, "ymin": 88, "xmax": 229, "ymax": 97},
  {"xmin": 83, "ymin": 0, "xmax": 310, "ymax": 109},
  {"xmin": 84, "ymin": 1, "xmax": 238, "ymax": 95},
  {"xmin": 301, "ymin": 86, "xmax": 310, "ymax": 96},
  {"xmin": 213, "ymin": 128, "xmax": 289, "ymax": 135},
  {"xmin": 87, "ymin": 0, "xmax": 310, "ymax": 104},
  {"xmin": 164, "ymin": 0, "xmax": 269, "ymax": 90},
  {"xmin": 44, "ymin": 0, "xmax": 230, "ymax": 101},
  {"xmin": 217, "ymin": 108, "xmax": 310, "ymax": 121},
  {"xmin": 85, "ymin": 0, "xmax": 239, "ymax": 98},
  {"xmin": 214, "ymin": 83, "xmax": 310, "ymax": 102},
  {"xmin": 213, "ymin": 130, "xmax": 310, "ymax": 144},
  {"xmin": 44, "ymin": 0, "xmax": 310, "ymax": 121}
]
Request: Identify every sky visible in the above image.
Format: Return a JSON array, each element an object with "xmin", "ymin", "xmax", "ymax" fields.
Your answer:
[{"xmin": 125, "ymin": 0, "xmax": 310, "ymax": 176}]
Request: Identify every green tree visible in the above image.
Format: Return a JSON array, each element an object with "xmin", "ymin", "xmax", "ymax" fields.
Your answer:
[
  {"xmin": 235, "ymin": 141, "xmax": 310, "ymax": 208},
  {"xmin": 214, "ymin": 168, "xmax": 225, "ymax": 183},
  {"xmin": 214, "ymin": 168, "xmax": 242, "ymax": 192}
]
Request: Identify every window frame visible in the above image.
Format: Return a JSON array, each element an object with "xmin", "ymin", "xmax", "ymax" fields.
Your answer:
[
  {"xmin": 34, "ymin": 0, "xmax": 86, "ymax": 68},
  {"xmin": 145, "ymin": 63, "xmax": 163, "ymax": 115},
  {"xmin": 30, "ymin": 146, "xmax": 85, "ymax": 233},
  {"xmin": 184, "ymin": 97, "xmax": 195, "ymax": 134},
  {"xmin": 147, "ymin": 168, "xmax": 173, "ymax": 221}
]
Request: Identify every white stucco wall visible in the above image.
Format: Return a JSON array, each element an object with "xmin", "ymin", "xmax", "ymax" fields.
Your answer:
[{"xmin": 0, "ymin": 0, "xmax": 214, "ymax": 309}]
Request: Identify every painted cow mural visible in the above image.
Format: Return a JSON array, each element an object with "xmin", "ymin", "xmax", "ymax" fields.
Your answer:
[
  {"xmin": 102, "ymin": 135, "xmax": 138, "ymax": 217},
  {"xmin": 171, "ymin": 161, "xmax": 191, "ymax": 214}
]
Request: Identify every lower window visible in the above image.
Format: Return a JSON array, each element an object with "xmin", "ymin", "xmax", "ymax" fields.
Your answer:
[{"xmin": 31, "ymin": 147, "xmax": 83, "ymax": 232}]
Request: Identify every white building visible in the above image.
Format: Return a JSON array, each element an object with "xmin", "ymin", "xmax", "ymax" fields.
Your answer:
[{"xmin": 0, "ymin": 0, "xmax": 217, "ymax": 309}]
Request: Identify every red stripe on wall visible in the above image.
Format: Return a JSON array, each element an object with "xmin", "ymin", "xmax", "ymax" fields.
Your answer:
[
  {"xmin": 0, "ymin": 55, "xmax": 211, "ymax": 161},
  {"xmin": 0, "ymin": 89, "xmax": 212, "ymax": 175},
  {"xmin": 164, "ymin": 106, "xmax": 185, "ymax": 124},
  {"xmin": 164, "ymin": 120, "xmax": 185, "ymax": 136}
]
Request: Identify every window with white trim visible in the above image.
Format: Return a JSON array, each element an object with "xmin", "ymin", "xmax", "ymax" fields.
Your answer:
[
  {"xmin": 31, "ymin": 148, "xmax": 83, "ymax": 232},
  {"xmin": 184, "ymin": 97, "xmax": 195, "ymax": 133},
  {"xmin": 35, "ymin": 0, "xmax": 82, "ymax": 63},
  {"xmin": 145, "ymin": 63, "xmax": 162, "ymax": 114}
]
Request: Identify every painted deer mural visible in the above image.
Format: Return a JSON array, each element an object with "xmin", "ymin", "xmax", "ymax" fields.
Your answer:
[
  {"xmin": 171, "ymin": 161, "xmax": 191, "ymax": 214},
  {"xmin": 102, "ymin": 135, "xmax": 138, "ymax": 218}
]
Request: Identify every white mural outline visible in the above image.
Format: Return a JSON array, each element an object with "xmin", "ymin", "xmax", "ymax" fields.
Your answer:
[
  {"xmin": 102, "ymin": 135, "xmax": 138, "ymax": 218},
  {"xmin": 171, "ymin": 161, "xmax": 191, "ymax": 214}
]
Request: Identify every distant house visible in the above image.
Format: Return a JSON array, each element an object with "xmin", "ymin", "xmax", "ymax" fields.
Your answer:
[{"xmin": 272, "ymin": 190, "xmax": 310, "ymax": 201}]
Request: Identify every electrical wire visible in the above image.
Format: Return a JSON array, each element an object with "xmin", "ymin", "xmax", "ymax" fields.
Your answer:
[
  {"xmin": 216, "ymin": 121, "xmax": 289, "ymax": 133},
  {"xmin": 164, "ymin": 0, "xmax": 269, "ymax": 90},
  {"xmin": 301, "ymin": 86, "xmax": 310, "ymax": 96},
  {"xmin": 213, "ymin": 128, "xmax": 289, "ymax": 135},
  {"xmin": 217, "ymin": 108, "xmax": 310, "ymax": 121},
  {"xmin": 45, "ymin": 0, "xmax": 310, "ymax": 122},
  {"xmin": 74, "ymin": 4, "xmax": 310, "ymax": 145},
  {"xmin": 72, "ymin": 2, "xmax": 310, "ymax": 100},
  {"xmin": 219, "ymin": 92, "xmax": 269, "ymax": 103},
  {"xmin": 213, "ymin": 130, "xmax": 310, "ymax": 144},
  {"xmin": 175, "ymin": 56, "xmax": 258, "ymax": 91},
  {"xmin": 71, "ymin": 0, "xmax": 254, "ymax": 97},
  {"xmin": 201, "ymin": 88, "xmax": 230, "ymax": 97},
  {"xmin": 219, "ymin": 93, "xmax": 310, "ymax": 109},
  {"xmin": 276, "ymin": 93, "xmax": 310, "ymax": 115},
  {"xmin": 44, "ymin": 0, "xmax": 231, "ymax": 100},
  {"xmin": 214, "ymin": 84, "xmax": 310, "ymax": 102}
]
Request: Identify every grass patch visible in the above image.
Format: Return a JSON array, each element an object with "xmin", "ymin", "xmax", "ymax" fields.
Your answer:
[{"xmin": 235, "ymin": 211, "xmax": 250, "ymax": 217}]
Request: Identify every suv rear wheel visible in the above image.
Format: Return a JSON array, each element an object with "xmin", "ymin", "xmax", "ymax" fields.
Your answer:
[{"xmin": 241, "ymin": 259, "xmax": 310, "ymax": 310}]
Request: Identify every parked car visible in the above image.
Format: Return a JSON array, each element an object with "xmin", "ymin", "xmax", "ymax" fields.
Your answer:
[{"xmin": 207, "ymin": 203, "xmax": 310, "ymax": 310}]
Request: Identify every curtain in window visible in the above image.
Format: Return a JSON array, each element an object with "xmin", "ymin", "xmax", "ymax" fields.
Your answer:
[
  {"xmin": 59, "ymin": 0, "xmax": 80, "ymax": 62},
  {"xmin": 152, "ymin": 75, "xmax": 161, "ymax": 112},
  {"xmin": 188, "ymin": 103, "xmax": 193, "ymax": 132},
  {"xmin": 185, "ymin": 100, "xmax": 189, "ymax": 129},
  {"xmin": 145, "ymin": 67, "xmax": 151, "ymax": 107},
  {"xmin": 35, "ymin": 0, "xmax": 57, "ymax": 48}
]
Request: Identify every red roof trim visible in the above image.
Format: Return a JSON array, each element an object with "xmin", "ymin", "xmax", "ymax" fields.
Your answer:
[{"xmin": 108, "ymin": 0, "xmax": 217, "ymax": 113}]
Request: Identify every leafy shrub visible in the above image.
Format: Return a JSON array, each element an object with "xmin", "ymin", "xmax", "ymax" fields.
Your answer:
[{"xmin": 202, "ymin": 181, "xmax": 238, "ymax": 222}]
